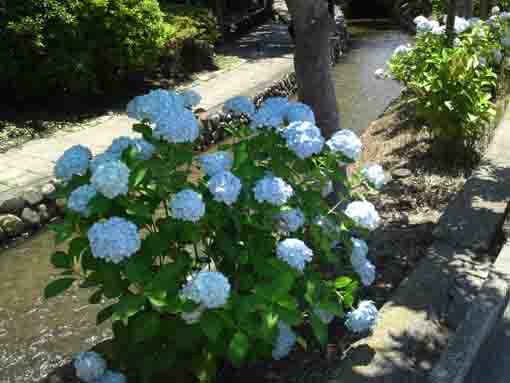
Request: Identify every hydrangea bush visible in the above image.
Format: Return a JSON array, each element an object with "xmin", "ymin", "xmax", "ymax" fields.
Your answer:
[{"xmin": 46, "ymin": 90, "xmax": 384, "ymax": 382}]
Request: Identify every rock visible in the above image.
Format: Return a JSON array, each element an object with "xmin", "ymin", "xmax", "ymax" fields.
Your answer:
[
  {"xmin": 41, "ymin": 183, "xmax": 56, "ymax": 199},
  {"xmin": 37, "ymin": 204, "xmax": 51, "ymax": 222},
  {"xmin": 23, "ymin": 188, "xmax": 44, "ymax": 206},
  {"xmin": 21, "ymin": 207, "xmax": 41, "ymax": 227},
  {"xmin": 0, "ymin": 197, "xmax": 25, "ymax": 214},
  {"xmin": 392, "ymin": 168, "xmax": 412, "ymax": 179},
  {"xmin": 0, "ymin": 214, "xmax": 25, "ymax": 236}
]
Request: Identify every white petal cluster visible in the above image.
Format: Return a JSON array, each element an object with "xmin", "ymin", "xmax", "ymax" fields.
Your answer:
[
  {"xmin": 492, "ymin": 48, "xmax": 503, "ymax": 63},
  {"xmin": 393, "ymin": 44, "xmax": 412, "ymax": 57},
  {"xmin": 284, "ymin": 102, "xmax": 316, "ymax": 124},
  {"xmin": 181, "ymin": 304, "xmax": 206, "ymax": 324},
  {"xmin": 54, "ymin": 145, "xmax": 91, "ymax": 181},
  {"xmin": 454, "ymin": 37, "xmax": 462, "ymax": 47},
  {"xmin": 345, "ymin": 301, "xmax": 378, "ymax": 333},
  {"xmin": 153, "ymin": 109, "xmax": 200, "ymax": 143},
  {"xmin": 126, "ymin": 89, "xmax": 185, "ymax": 122},
  {"xmin": 350, "ymin": 237, "xmax": 376, "ymax": 286},
  {"xmin": 223, "ymin": 96, "xmax": 256, "ymax": 117},
  {"xmin": 74, "ymin": 352, "xmax": 107, "ymax": 383},
  {"xmin": 278, "ymin": 208, "xmax": 305, "ymax": 232},
  {"xmin": 169, "ymin": 189, "xmax": 206, "ymax": 222},
  {"xmin": 501, "ymin": 12, "xmax": 510, "ymax": 20},
  {"xmin": 345, "ymin": 201, "xmax": 381, "ymax": 231},
  {"xmin": 276, "ymin": 238, "xmax": 314, "ymax": 272},
  {"xmin": 253, "ymin": 175, "xmax": 294, "ymax": 206},
  {"xmin": 479, "ymin": 56, "xmax": 487, "ymax": 66},
  {"xmin": 181, "ymin": 271, "xmax": 231, "ymax": 309},
  {"xmin": 272, "ymin": 321, "xmax": 297, "ymax": 360},
  {"xmin": 361, "ymin": 164, "xmax": 386, "ymax": 189},
  {"xmin": 326, "ymin": 129, "xmax": 362, "ymax": 161},
  {"xmin": 374, "ymin": 68, "xmax": 386, "ymax": 79},
  {"xmin": 250, "ymin": 97, "xmax": 289, "ymax": 130},
  {"xmin": 179, "ymin": 89, "xmax": 202, "ymax": 108},
  {"xmin": 413, "ymin": 15, "xmax": 431, "ymax": 32},
  {"xmin": 282, "ymin": 121, "xmax": 325, "ymax": 159},
  {"xmin": 198, "ymin": 151, "xmax": 233, "ymax": 177},
  {"xmin": 96, "ymin": 371, "xmax": 127, "ymax": 383},
  {"xmin": 207, "ymin": 171, "xmax": 242, "ymax": 206},
  {"xmin": 502, "ymin": 36, "xmax": 510, "ymax": 47},
  {"xmin": 492, "ymin": 5, "xmax": 501, "ymax": 15},
  {"xmin": 87, "ymin": 217, "xmax": 141, "ymax": 263},
  {"xmin": 91, "ymin": 161, "xmax": 130, "ymax": 199},
  {"xmin": 68, "ymin": 184, "xmax": 97, "ymax": 217},
  {"xmin": 431, "ymin": 22, "xmax": 446, "ymax": 35},
  {"xmin": 454, "ymin": 16, "xmax": 470, "ymax": 34},
  {"xmin": 314, "ymin": 308, "xmax": 335, "ymax": 324}
]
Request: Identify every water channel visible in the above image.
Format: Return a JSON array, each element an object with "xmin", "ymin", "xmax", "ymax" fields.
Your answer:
[{"xmin": 0, "ymin": 21, "xmax": 410, "ymax": 383}]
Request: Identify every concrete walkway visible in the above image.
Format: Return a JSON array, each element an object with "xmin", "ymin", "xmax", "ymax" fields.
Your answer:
[{"xmin": 0, "ymin": 14, "xmax": 294, "ymax": 201}]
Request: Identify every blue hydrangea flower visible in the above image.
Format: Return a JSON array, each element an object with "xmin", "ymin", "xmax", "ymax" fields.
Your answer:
[
  {"xmin": 223, "ymin": 96, "xmax": 256, "ymax": 117},
  {"xmin": 276, "ymin": 238, "xmax": 314, "ymax": 272},
  {"xmin": 107, "ymin": 137, "xmax": 134, "ymax": 158},
  {"xmin": 153, "ymin": 109, "xmax": 200, "ymax": 143},
  {"xmin": 250, "ymin": 106, "xmax": 285, "ymax": 130},
  {"xmin": 361, "ymin": 164, "xmax": 386, "ymax": 189},
  {"xmin": 345, "ymin": 201, "xmax": 381, "ymax": 231},
  {"xmin": 278, "ymin": 208, "xmax": 305, "ymax": 232},
  {"xmin": 501, "ymin": 12, "xmax": 510, "ymax": 21},
  {"xmin": 326, "ymin": 129, "xmax": 362, "ymax": 161},
  {"xmin": 260, "ymin": 97, "xmax": 289, "ymax": 113},
  {"xmin": 253, "ymin": 175, "xmax": 294, "ymax": 206},
  {"xmin": 345, "ymin": 301, "xmax": 378, "ymax": 333},
  {"xmin": 88, "ymin": 217, "xmax": 141, "ymax": 264},
  {"xmin": 54, "ymin": 145, "xmax": 92, "ymax": 181},
  {"xmin": 314, "ymin": 308, "xmax": 335, "ymax": 324},
  {"xmin": 131, "ymin": 138, "xmax": 156, "ymax": 160},
  {"xmin": 179, "ymin": 89, "xmax": 202, "ymax": 108},
  {"xmin": 351, "ymin": 237, "xmax": 376, "ymax": 286},
  {"xmin": 207, "ymin": 171, "xmax": 242, "ymax": 206},
  {"xmin": 68, "ymin": 184, "xmax": 97, "ymax": 217},
  {"xmin": 105, "ymin": 137, "xmax": 155, "ymax": 161},
  {"xmin": 126, "ymin": 89, "xmax": 185, "ymax": 122},
  {"xmin": 272, "ymin": 321, "xmax": 297, "ymax": 360},
  {"xmin": 91, "ymin": 161, "xmax": 130, "ymax": 199},
  {"xmin": 284, "ymin": 102, "xmax": 316, "ymax": 124},
  {"xmin": 282, "ymin": 121, "xmax": 325, "ymax": 159},
  {"xmin": 169, "ymin": 189, "xmax": 206, "ymax": 222},
  {"xmin": 90, "ymin": 152, "xmax": 119, "ymax": 173},
  {"xmin": 95, "ymin": 370, "xmax": 127, "ymax": 383},
  {"xmin": 73, "ymin": 352, "xmax": 107, "ymax": 383},
  {"xmin": 198, "ymin": 151, "xmax": 233, "ymax": 177},
  {"xmin": 181, "ymin": 271, "xmax": 231, "ymax": 309}
]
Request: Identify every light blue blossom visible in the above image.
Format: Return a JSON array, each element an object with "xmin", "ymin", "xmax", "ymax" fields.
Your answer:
[
  {"xmin": 207, "ymin": 171, "xmax": 242, "ymax": 206},
  {"xmin": 54, "ymin": 145, "xmax": 91, "ymax": 181},
  {"xmin": 73, "ymin": 352, "xmax": 107, "ymax": 383},
  {"xmin": 91, "ymin": 161, "xmax": 130, "ymax": 199},
  {"xmin": 351, "ymin": 238, "xmax": 375, "ymax": 286},
  {"xmin": 278, "ymin": 208, "xmax": 305, "ymax": 232},
  {"xmin": 326, "ymin": 129, "xmax": 362, "ymax": 161},
  {"xmin": 198, "ymin": 151, "xmax": 233, "ymax": 176},
  {"xmin": 272, "ymin": 321, "xmax": 297, "ymax": 360},
  {"xmin": 253, "ymin": 175, "xmax": 294, "ymax": 206},
  {"xmin": 105, "ymin": 137, "xmax": 155, "ymax": 161},
  {"xmin": 501, "ymin": 12, "xmax": 510, "ymax": 20},
  {"xmin": 95, "ymin": 370, "xmax": 127, "ymax": 383},
  {"xmin": 479, "ymin": 56, "xmax": 487, "ymax": 66},
  {"xmin": 179, "ymin": 89, "xmax": 202, "ymax": 108},
  {"xmin": 250, "ymin": 105, "xmax": 285, "ymax": 130},
  {"xmin": 393, "ymin": 44, "xmax": 412, "ymax": 57},
  {"xmin": 169, "ymin": 189, "xmax": 206, "ymax": 222},
  {"xmin": 413, "ymin": 15, "xmax": 431, "ymax": 32},
  {"xmin": 260, "ymin": 97, "xmax": 290, "ymax": 114},
  {"xmin": 345, "ymin": 301, "xmax": 378, "ymax": 333},
  {"xmin": 68, "ymin": 184, "xmax": 97, "ymax": 217},
  {"xmin": 181, "ymin": 271, "xmax": 231, "ymax": 309},
  {"xmin": 282, "ymin": 121, "xmax": 325, "ymax": 159},
  {"xmin": 90, "ymin": 152, "xmax": 119, "ymax": 173},
  {"xmin": 314, "ymin": 308, "xmax": 335, "ymax": 324},
  {"xmin": 153, "ymin": 109, "xmax": 200, "ymax": 143},
  {"xmin": 345, "ymin": 200, "xmax": 381, "ymax": 231},
  {"xmin": 223, "ymin": 96, "xmax": 256, "ymax": 117},
  {"xmin": 362, "ymin": 164, "xmax": 386, "ymax": 189},
  {"xmin": 284, "ymin": 102, "xmax": 316, "ymax": 124},
  {"xmin": 107, "ymin": 136, "xmax": 134, "ymax": 158},
  {"xmin": 88, "ymin": 217, "xmax": 141, "ymax": 264},
  {"xmin": 276, "ymin": 238, "xmax": 313, "ymax": 272},
  {"xmin": 131, "ymin": 138, "xmax": 156, "ymax": 160},
  {"xmin": 126, "ymin": 89, "xmax": 185, "ymax": 122}
]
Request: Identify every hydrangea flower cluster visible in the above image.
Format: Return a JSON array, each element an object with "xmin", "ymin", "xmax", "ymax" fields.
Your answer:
[
  {"xmin": 179, "ymin": 89, "xmax": 202, "ymax": 108},
  {"xmin": 153, "ymin": 109, "xmax": 200, "ymax": 143},
  {"xmin": 74, "ymin": 351, "xmax": 107, "ymax": 383},
  {"xmin": 272, "ymin": 321, "xmax": 297, "ymax": 360},
  {"xmin": 345, "ymin": 301, "xmax": 378, "ymax": 333},
  {"xmin": 362, "ymin": 164, "xmax": 387, "ymax": 189},
  {"xmin": 181, "ymin": 271, "xmax": 231, "ymax": 309},
  {"xmin": 90, "ymin": 152, "xmax": 119, "ymax": 173},
  {"xmin": 282, "ymin": 121, "xmax": 325, "ymax": 159},
  {"xmin": 68, "ymin": 184, "xmax": 97, "ymax": 217},
  {"xmin": 106, "ymin": 137, "xmax": 155, "ymax": 161},
  {"xmin": 207, "ymin": 171, "xmax": 242, "ymax": 206},
  {"xmin": 54, "ymin": 145, "xmax": 92, "ymax": 181},
  {"xmin": 345, "ymin": 200, "xmax": 381, "ymax": 231},
  {"xmin": 454, "ymin": 16, "xmax": 470, "ymax": 34},
  {"xmin": 250, "ymin": 97, "xmax": 289, "ymax": 130},
  {"xmin": 350, "ymin": 237, "xmax": 376, "ymax": 286},
  {"xmin": 223, "ymin": 96, "xmax": 256, "ymax": 117},
  {"xmin": 91, "ymin": 160, "xmax": 130, "ymax": 199},
  {"xmin": 126, "ymin": 89, "xmax": 185, "ymax": 122},
  {"xmin": 278, "ymin": 208, "xmax": 305, "ymax": 232},
  {"xmin": 284, "ymin": 102, "xmax": 316, "ymax": 124},
  {"xmin": 492, "ymin": 5, "xmax": 501, "ymax": 15},
  {"xmin": 169, "ymin": 189, "xmax": 206, "ymax": 222},
  {"xmin": 198, "ymin": 151, "xmax": 233, "ymax": 177},
  {"xmin": 96, "ymin": 370, "xmax": 127, "ymax": 383},
  {"xmin": 326, "ymin": 129, "xmax": 363, "ymax": 161},
  {"xmin": 413, "ymin": 16, "xmax": 444, "ymax": 34},
  {"xmin": 88, "ymin": 217, "xmax": 141, "ymax": 263},
  {"xmin": 276, "ymin": 238, "xmax": 314, "ymax": 272},
  {"xmin": 253, "ymin": 175, "xmax": 294, "ymax": 206}
]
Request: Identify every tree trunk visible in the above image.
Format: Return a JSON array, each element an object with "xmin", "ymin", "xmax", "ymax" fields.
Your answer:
[
  {"xmin": 446, "ymin": 0, "xmax": 457, "ymax": 47},
  {"xmin": 456, "ymin": 0, "xmax": 473, "ymax": 17},
  {"xmin": 284, "ymin": 0, "xmax": 340, "ymax": 139},
  {"xmin": 480, "ymin": 0, "xmax": 491, "ymax": 19}
]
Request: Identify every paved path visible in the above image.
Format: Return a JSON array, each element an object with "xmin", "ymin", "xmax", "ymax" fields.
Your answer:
[{"xmin": 0, "ymin": 15, "xmax": 293, "ymax": 200}]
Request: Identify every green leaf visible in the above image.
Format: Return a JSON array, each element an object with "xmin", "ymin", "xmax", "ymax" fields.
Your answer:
[
  {"xmin": 68, "ymin": 237, "xmax": 89, "ymax": 259},
  {"xmin": 88, "ymin": 289, "xmax": 103, "ymax": 304},
  {"xmin": 113, "ymin": 294, "xmax": 146, "ymax": 321},
  {"xmin": 310, "ymin": 314, "xmax": 328, "ymax": 347},
  {"xmin": 44, "ymin": 278, "xmax": 75, "ymax": 299},
  {"xmin": 131, "ymin": 166, "xmax": 148, "ymax": 186},
  {"xmin": 334, "ymin": 276, "xmax": 352, "ymax": 289},
  {"xmin": 48, "ymin": 222, "xmax": 74, "ymax": 244},
  {"xmin": 88, "ymin": 194, "xmax": 114, "ymax": 215},
  {"xmin": 125, "ymin": 254, "xmax": 153, "ymax": 285},
  {"xmin": 97, "ymin": 304, "xmax": 115, "ymax": 325},
  {"xmin": 133, "ymin": 123, "xmax": 153, "ymax": 139},
  {"xmin": 228, "ymin": 332, "xmax": 250, "ymax": 367},
  {"xmin": 129, "ymin": 311, "xmax": 161, "ymax": 342},
  {"xmin": 50, "ymin": 251, "xmax": 72, "ymax": 269},
  {"xmin": 200, "ymin": 311, "xmax": 224, "ymax": 341}
]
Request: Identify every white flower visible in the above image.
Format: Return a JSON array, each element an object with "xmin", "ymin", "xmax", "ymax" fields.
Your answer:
[
  {"xmin": 374, "ymin": 68, "xmax": 386, "ymax": 79},
  {"xmin": 276, "ymin": 238, "xmax": 314, "ymax": 272},
  {"xmin": 345, "ymin": 201, "xmax": 381, "ymax": 231},
  {"xmin": 54, "ymin": 145, "xmax": 91, "ymax": 181},
  {"xmin": 88, "ymin": 217, "xmax": 141, "ymax": 263},
  {"xmin": 492, "ymin": 5, "xmax": 501, "ymax": 15},
  {"xmin": 413, "ymin": 15, "xmax": 430, "ymax": 30},
  {"xmin": 351, "ymin": 238, "xmax": 375, "ymax": 287},
  {"xmin": 326, "ymin": 129, "xmax": 362, "ymax": 161},
  {"xmin": 73, "ymin": 352, "xmax": 107, "ymax": 383},
  {"xmin": 207, "ymin": 171, "xmax": 242, "ymax": 206},
  {"xmin": 314, "ymin": 308, "xmax": 335, "ymax": 324},
  {"xmin": 90, "ymin": 152, "xmax": 119, "ymax": 173},
  {"xmin": 453, "ymin": 37, "xmax": 462, "ymax": 47},
  {"xmin": 95, "ymin": 370, "xmax": 127, "ymax": 383},
  {"xmin": 282, "ymin": 121, "xmax": 325, "ymax": 159},
  {"xmin": 345, "ymin": 301, "xmax": 378, "ymax": 333},
  {"xmin": 181, "ymin": 305, "xmax": 206, "ymax": 324},
  {"xmin": 492, "ymin": 48, "xmax": 503, "ymax": 63},
  {"xmin": 454, "ymin": 16, "xmax": 470, "ymax": 34},
  {"xmin": 169, "ymin": 189, "xmax": 206, "ymax": 222},
  {"xmin": 253, "ymin": 175, "xmax": 294, "ymax": 206},
  {"xmin": 198, "ymin": 151, "xmax": 233, "ymax": 177},
  {"xmin": 126, "ymin": 89, "xmax": 185, "ymax": 122},
  {"xmin": 361, "ymin": 164, "xmax": 386, "ymax": 189},
  {"xmin": 393, "ymin": 44, "xmax": 412, "ymax": 57},
  {"xmin": 278, "ymin": 208, "xmax": 305, "ymax": 232},
  {"xmin": 179, "ymin": 89, "xmax": 202, "ymax": 108},
  {"xmin": 502, "ymin": 36, "xmax": 510, "ymax": 47},
  {"xmin": 272, "ymin": 321, "xmax": 297, "ymax": 360},
  {"xmin": 223, "ymin": 96, "xmax": 256, "ymax": 117},
  {"xmin": 181, "ymin": 271, "xmax": 231, "ymax": 308},
  {"xmin": 430, "ymin": 21, "xmax": 446, "ymax": 35},
  {"xmin": 68, "ymin": 184, "xmax": 97, "ymax": 217},
  {"xmin": 91, "ymin": 160, "xmax": 130, "ymax": 199},
  {"xmin": 153, "ymin": 109, "xmax": 200, "ymax": 143},
  {"xmin": 501, "ymin": 12, "xmax": 510, "ymax": 20},
  {"xmin": 284, "ymin": 102, "xmax": 316, "ymax": 124}
]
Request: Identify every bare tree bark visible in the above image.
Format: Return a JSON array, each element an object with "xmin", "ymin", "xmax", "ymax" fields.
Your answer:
[
  {"xmin": 284, "ymin": 0, "xmax": 340, "ymax": 139},
  {"xmin": 480, "ymin": 0, "xmax": 492, "ymax": 19},
  {"xmin": 446, "ymin": 0, "xmax": 457, "ymax": 47}
]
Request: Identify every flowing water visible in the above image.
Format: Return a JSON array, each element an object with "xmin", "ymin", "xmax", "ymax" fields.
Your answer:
[{"xmin": 0, "ymin": 21, "xmax": 410, "ymax": 383}]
